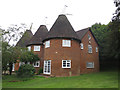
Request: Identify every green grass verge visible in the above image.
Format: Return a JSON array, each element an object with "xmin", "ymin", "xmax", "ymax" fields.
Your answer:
[{"xmin": 2, "ymin": 71, "xmax": 118, "ymax": 88}]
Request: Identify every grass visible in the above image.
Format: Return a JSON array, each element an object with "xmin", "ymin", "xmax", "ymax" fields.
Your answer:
[{"xmin": 2, "ymin": 71, "xmax": 118, "ymax": 88}]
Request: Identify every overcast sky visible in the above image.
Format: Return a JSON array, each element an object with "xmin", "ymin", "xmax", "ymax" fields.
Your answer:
[{"xmin": 0, "ymin": 0, "xmax": 116, "ymax": 45}]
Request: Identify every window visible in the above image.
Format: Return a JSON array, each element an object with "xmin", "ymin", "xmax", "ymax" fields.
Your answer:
[
  {"xmin": 27, "ymin": 46, "xmax": 31, "ymax": 51},
  {"xmin": 80, "ymin": 43, "xmax": 84, "ymax": 49},
  {"xmin": 34, "ymin": 46, "xmax": 40, "ymax": 51},
  {"xmin": 86, "ymin": 62, "xmax": 94, "ymax": 68},
  {"xmin": 45, "ymin": 40, "xmax": 50, "ymax": 48},
  {"xmin": 33, "ymin": 61, "xmax": 40, "ymax": 67},
  {"xmin": 12, "ymin": 63, "xmax": 15, "ymax": 71},
  {"xmin": 88, "ymin": 45, "xmax": 92, "ymax": 53},
  {"xmin": 88, "ymin": 34, "xmax": 91, "ymax": 40},
  {"xmin": 96, "ymin": 47, "xmax": 98, "ymax": 52},
  {"xmin": 62, "ymin": 40, "xmax": 71, "ymax": 47},
  {"xmin": 62, "ymin": 60, "xmax": 71, "ymax": 68},
  {"xmin": 44, "ymin": 60, "xmax": 51, "ymax": 74},
  {"xmin": 19, "ymin": 62, "xmax": 25, "ymax": 66}
]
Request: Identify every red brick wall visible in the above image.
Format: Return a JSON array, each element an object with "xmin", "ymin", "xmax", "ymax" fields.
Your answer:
[
  {"xmin": 44, "ymin": 39, "xmax": 81, "ymax": 77},
  {"xmin": 80, "ymin": 30, "xmax": 99, "ymax": 74},
  {"xmin": 31, "ymin": 45, "xmax": 44, "ymax": 73}
]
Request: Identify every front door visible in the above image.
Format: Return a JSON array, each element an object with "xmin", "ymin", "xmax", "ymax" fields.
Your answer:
[{"xmin": 43, "ymin": 60, "xmax": 51, "ymax": 74}]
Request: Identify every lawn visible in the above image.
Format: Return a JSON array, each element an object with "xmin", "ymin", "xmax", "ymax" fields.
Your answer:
[{"xmin": 2, "ymin": 71, "xmax": 118, "ymax": 88}]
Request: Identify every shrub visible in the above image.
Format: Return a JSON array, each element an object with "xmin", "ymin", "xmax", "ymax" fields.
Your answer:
[
  {"xmin": 17, "ymin": 64, "xmax": 35, "ymax": 78},
  {"xmin": 38, "ymin": 68, "xmax": 43, "ymax": 75}
]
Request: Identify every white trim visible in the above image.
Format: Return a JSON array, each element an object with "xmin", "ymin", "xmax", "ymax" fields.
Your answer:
[
  {"xmin": 80, "ymin": 43, "xmax": 84, "ymax": 49},
  {"xmin": 27, "ymin": 46, "xmax": 31, "ymax": 51},
  {"xmin": 96, "ymin": 47, "xmax": 98, "ymax": 52},
  {"xmin": 88, "ymin": 45, "xmax": 92, "ymax": 53},
  {"xmin": 43, "ymin": 60, "xmax": 51, "ymax": 75},
  {"xmin": 34, "ymin": 46, "xmax": 40, "ymax": 51},
  {"xmin": 62, "ymin": 40, "xmax": 71, "ymax": 47},
  {"xmin": 12, "ymin": 63, "xmax": 15, "ymax": 71},
  {"xmin": 45, "ymin": 40, "xmax": 50, "ymax": 48},
  {"xmin": 86, "ymin": 62, "xmax": 94, "ymax": 68},
  {"xmin": 33, "ymin": 61, "xmax": 40, "ymax": 67},
  {"xmin": 62, "ymin": 60, "xmax": 71, "ymax": 68}
]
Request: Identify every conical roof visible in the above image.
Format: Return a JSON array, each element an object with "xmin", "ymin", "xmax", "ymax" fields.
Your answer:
[
  {"xmin": 43, "ymin": 14, "xmax": 80, "ymax": 42},
  {"xmin": 16, "ymin": 30, "xmax": 33, "ymax": 47},
  {"xmin": 27, "ymin": 25, "xmax": 48, "ymax": 46}
]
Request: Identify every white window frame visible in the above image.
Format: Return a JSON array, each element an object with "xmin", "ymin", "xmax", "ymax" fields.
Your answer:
[
  {"xmin": 80, "ymin": 43, "xmax": 84, "ymax": 49},
  {"xmin": 86, "ymin": 62, "xmax": 94, "ymax": 68},
  {"xmin": 96, "ymin": 47, "xmax": 98, "ymax": 52},
  {"xmin": 43, "ymin": 60, "xmax": 51, "ymax": 74},
  {"xmin": 62, "ymin": 40, "xmax": 71, "ymax": 47},
  {"xmin": 34, "ymin": 46, "xmax": 40, "ymax": 51},
  {"xmin": 88, "ymin": 45, "xmax": 92, "ymax": 53},
  {"xmin": 62, "ymin": 60, "xmax": 71, "ymax": 68},
  {"xmin": 12, "ymin": 63, "xmax": 15, "ymax": 71},
  {"xmin": 19, "ymin": 62, "xmax": 25, "ymax": 66},
  {"xmin": 27, "ymin": 46, "xmax": 31, "ymax": 51},
  {"xmin": 45, "ymin": 40, "xmax": 50, "ymax": 48},
  {"xmin": 88, "ymin": 34, "xmax": 91, "ymax": 40},
  {"xmin": 33, "ymin": 61, "xmax": 40, "ymax": 67}
]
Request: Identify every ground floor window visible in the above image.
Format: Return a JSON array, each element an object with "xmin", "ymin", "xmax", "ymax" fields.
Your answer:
[
  {"xmin": 43, "ymin": 60, "xmax": 51, "ymax": 74},
  {"xmin": 86, "ymin": 62, "xmax": 94, "ymax": 68},
  {"xmin": 33, "ymin": 61, "xmax": 40, "ymax": 67},
  {"xmin": 62, "ymin": 60, "xmax": 71, "ymax": 68}
]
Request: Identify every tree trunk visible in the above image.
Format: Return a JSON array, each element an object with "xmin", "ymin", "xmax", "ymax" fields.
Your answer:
[{"xmin": 9, "ymin": 63, "xmax": 13, "ymax": 75}]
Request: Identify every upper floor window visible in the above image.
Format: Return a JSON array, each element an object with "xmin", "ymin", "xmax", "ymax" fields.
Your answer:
[
  {"xmin": 62, "ymin": 40, "xmax": 71, "ymax": 47},
  {"xmin": 88, "ymin": 45, "xmax": 92, "ymax": 53},
  {"xmin": 45, "ymin": 40, "xmax": 50, "ymax": 48},
  {"xmin": 86, "ymin": 62, "xmax": 94, "ymax": 68},
  {"xmin": 33, "ymin": 61, "xmax": 40, "ymax": 67},
  {"xmin": 96, "ymin": 47, "xmax": 98, "ymax": 52},
  {"xmin": 80, "ymin": 43, "xmax": 84, "ymax": 49},
  {"xmin": 34, "ymin": 46, "xmax": 40, "ymax": 51},
  {"xmin": 88, "ymin": 34, "xmax": 91, "ymax": 40},
  {"xmin": 62, "ymin": 60, "xmax": 71, "ymax": 68},
  {"xmin": 27, "ymin": 46, "xmax": 31, "ymax": 51}
]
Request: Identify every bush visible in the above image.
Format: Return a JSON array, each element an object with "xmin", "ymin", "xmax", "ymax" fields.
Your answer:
[
  {"xmin": 38, "ymin": 68, "xmax": 43, "ymax": 74},
  {"xmin": 17, "ymin": 64, "xmax": 35, "ymax": 77}
]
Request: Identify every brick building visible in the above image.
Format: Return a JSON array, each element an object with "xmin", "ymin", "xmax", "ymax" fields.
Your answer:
[{"xmin": 14, "ymin": 14, "xmax": 99, "ymax": 76}]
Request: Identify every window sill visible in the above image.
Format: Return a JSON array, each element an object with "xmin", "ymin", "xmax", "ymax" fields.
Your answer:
[{"xmin": 87, "ymin": 67, "xmax": 94, "ymax": 69}]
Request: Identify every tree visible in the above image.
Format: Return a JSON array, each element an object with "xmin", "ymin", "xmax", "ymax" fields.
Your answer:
[{"xmin": 19, "ymin": 50, "xmax": 40, "ymax": 64}]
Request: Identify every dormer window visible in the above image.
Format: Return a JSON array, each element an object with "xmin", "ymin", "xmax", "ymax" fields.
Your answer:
[
  {"xmin": 88, "ymin": 45, "xmax": 92, "ymax": 53},
  {"xmin": 34, "ymin": 46, "xmax": 40, "ymax": 51},
  {"xmin": 80, "ymin": 43, "xmax": 84, "ymax": 49},
  {"xmin": 27, "ymin": 46, "xmax": 31, "ymax": 51},
  {"xmin": 45, "ymin": 40, "xmax": 50, "ymax": 48},
  {"xmin": 62, "ymin": 40, "xmax": 71, "ymax": 47}
]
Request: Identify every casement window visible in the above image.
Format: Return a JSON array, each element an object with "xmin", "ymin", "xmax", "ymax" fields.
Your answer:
[
  {"xmin": 12, "ymin": 63, "xmax": 15, "ymax": 71},
  {"xmin": 88, "ymin": 45, "xmax": 92, "ymax": 53},
  {"xmin": 62, "ymin": 40, "xmax": 71, "ymax": 47},
  {"xmin": 44, "ymin": 60, "xmax": 51, "ymax": 74},
  {"xmin": 80, "ymin": 43, "xmax": 84, "ymax": 49},
  {"xmin": 62, "ymin": 60, "xmax": 71, "ymax": 68},
  {"xmin": 33, "ymin": 61, "xmax": 40, "ymax": 67},
  {"xmin": 88, "ymin": 34, "xmax": 91, "ymax": 40},
  {"xmin": 96, "ymin": 47, "xmax": 98, "ymax": 52},
  {"xmin": 86, "ymin": 62, "xmax": 94, "ymax": 68},
  {"xmin": 34, "ymin": 46, "xmax": 40, "ymax": 51},
  {"xmin": 27, "ymin": 46, "xmax": 31, "ymax": 51},
  {"xmin": 19, "ymin": 62, "xmax": 25, "ymax": 66},
  {"xmin": 45, "ymin": 40, "xmax": 50, "ymax": 48}
]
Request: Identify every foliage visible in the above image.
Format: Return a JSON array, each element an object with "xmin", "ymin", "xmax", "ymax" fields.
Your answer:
[
  {"xmin": 3, "ymin": 71, "xmax": 118, "ymax": 88},
  {"xmin": 17, "ymin": 64, "xmax": 35, "ymax": 78},
  {"xmin": 38, "ymin": 68, "xmax": 43, "ymax": 74},
  {"xmin": 19, "ymin": 50, "xmax": 40, "ymax": 64}
]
